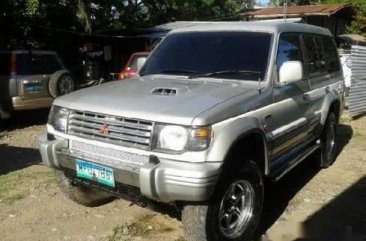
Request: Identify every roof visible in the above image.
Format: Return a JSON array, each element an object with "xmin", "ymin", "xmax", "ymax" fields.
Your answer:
[
  {"xmin": 169, "ymin": 21, "xmax": 331, "ymax": 36},
  {"xmin": 244, "ymin": 3, "xmax": 355, "ymax": 19}
]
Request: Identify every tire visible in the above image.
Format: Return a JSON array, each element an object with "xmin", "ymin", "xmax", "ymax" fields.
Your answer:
[
  {"xmin": 182, "ymin": 161, "xmax": 263, "ymax": 241},
  {"xmin": 56, "ymin": 171, "xmax": 115, "ymax": 207},
  {"xmin": 314, "ymin": 112, "xmax": 337, "ymax": 168},
  {"xmin": 49, "ymin": 70, "xmax": 76, "ymax": 98}
]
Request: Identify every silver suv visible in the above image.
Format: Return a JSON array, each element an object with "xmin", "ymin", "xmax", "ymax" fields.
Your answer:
[
  {"xmin": 38, "ymin": 22, "xmax": 344, "ymax": 241},
  {"xmin": 0, "ymin": 50, "xmax": 75, "ymax": 120}
]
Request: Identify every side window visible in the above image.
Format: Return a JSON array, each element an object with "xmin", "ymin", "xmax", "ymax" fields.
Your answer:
[
  {"xmin": 322, "ymin": 37, "xmax": 341, "ymax": 72},
  {"xmin": 303, "ymin": 35, "xmax": 327, "ymax": 77},
  {"xmin": 276, "ymin": 33, "xmax": 304, "ymax": 72}
]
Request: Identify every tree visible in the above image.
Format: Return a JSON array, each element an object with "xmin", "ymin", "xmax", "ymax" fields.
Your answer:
[{"xmin": 0, "ymin": 0, "xmax": 256, "ymax": 47}]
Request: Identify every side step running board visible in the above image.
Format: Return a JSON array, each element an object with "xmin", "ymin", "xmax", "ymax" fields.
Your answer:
[{"xmin": 272, "ymin": 144, "xmax": 320, "ymax": 182}]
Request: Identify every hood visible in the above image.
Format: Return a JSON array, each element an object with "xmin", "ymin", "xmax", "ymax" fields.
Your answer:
[{"xmin": 54, "ymin": 76, "xmax": 258, "ymax": 125}]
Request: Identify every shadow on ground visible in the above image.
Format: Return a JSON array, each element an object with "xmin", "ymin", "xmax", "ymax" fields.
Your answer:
[
  {"xmin": 0, "ymin": 109, "xmax": 49, "ymax": 132},
  {"xmin": 254, "ymin": 123, "xmax": 354, "ymax": 240},
  {"xmin": 0, "ymin": 144, "xmax": 41, "ymax": 175},
  {"xmin": 293, "ymin": 176, "xmax": 366, "ymax": 241}
]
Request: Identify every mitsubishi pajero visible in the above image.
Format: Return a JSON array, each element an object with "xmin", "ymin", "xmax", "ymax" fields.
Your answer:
[{"xmin": 39, "ymin": 22, "xmax": 344, "ymax": 241}]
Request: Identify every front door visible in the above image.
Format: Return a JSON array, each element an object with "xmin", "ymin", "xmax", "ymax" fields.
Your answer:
[{"xmin": 266, "ymin": 33, "xmax": 312, "ymax": 171}]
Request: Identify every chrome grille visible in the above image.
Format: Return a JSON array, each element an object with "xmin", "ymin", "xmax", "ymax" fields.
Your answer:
[{"xmin": 68, "ymin": 111, "xmax": 154, "ymax": 150}]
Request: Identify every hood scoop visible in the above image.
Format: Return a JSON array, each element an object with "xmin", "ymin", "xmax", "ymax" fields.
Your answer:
[{"xmin": 151, "ymin": 87, "xmax": 178, "ymax": 96}]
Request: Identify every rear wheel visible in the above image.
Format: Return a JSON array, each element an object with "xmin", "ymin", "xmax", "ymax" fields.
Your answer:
[
  {"xmin": 56, "ymin": 171, "xmax": 115, "ymax": 207},
  {"xmin": 314, "ymin": 112, "xmax": 337, "ymax": 168},
  {"xmin": 182, "ymin": 161, "xmax": 263, "ymax": 241}
]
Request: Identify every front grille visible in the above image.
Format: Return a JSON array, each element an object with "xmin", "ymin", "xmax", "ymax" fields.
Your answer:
[
  {"xmin": 68, "ymin": 111, "xmax": 154, "ymax": 150},
  {"xmin": 70, "ymin": 140, "xmax": 149, "ymax": 171}
]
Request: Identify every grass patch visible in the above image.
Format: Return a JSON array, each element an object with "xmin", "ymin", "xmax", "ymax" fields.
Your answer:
[
  {"xmin": 174, "ymin": 237, "xmax": 187, "ymax": 241},
  {"xmin": 0, "ymin": 170, "xmax": 55, "ymax": 205},
  {"xmin": 0, "ymin": 130, "xmax": 7, "ymax": 138},
  {"xmin": 109, "ymin": 214, "xmax": 180, "ymax": 241},
  {"xmin": 109, "ymin": 218, "xmax": 153, "ymax": 241},
  {"xmin": 340, "ymin": 115, "xmax": 352, "ymax": 124},
  {"xmin": 1, "ymin": 193, "xmax": 25, "ymax": 205}
]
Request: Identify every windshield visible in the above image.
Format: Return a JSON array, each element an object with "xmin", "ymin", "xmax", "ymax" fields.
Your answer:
[{"xmin": 140, "ymin": 31, "xmax": 272, "ymax": 81}]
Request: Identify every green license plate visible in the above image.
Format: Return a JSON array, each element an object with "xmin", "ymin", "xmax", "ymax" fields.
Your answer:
[
  {"xmin": 24, "ymin": 83, "xmax": 43, "ymax": 93},
  {"xmin": 75, "ymin": 159, "xmax": 115, "ymax": 187}
]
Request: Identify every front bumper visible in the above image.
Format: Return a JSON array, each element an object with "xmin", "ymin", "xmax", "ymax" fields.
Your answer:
[{"xmin": 38, "ymin": 133, "xmax": 222, "ymax": 203}]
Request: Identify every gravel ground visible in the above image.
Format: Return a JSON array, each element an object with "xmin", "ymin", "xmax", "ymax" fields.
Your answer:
[{"xmin": 0, "ymin": 110, "xmax": 365, "ymax": 241}]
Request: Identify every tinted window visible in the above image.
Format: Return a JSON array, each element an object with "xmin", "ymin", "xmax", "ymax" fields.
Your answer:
[
  {"xmin": 0, "ymin": 53, "xmax": 10, "ymax": 75},
  {"xmin": 140, "ymin": 32, "xmax": 272, "ymax": 81},
  {"xmin": 276, "ymin": 33, "xmax": 303, "ymax": 71},
  {"xmin": 16, "ymin": 54, "xmax": 63, "ymax": 75},
  {"xmin": 322, "ymin": 37, "xmax": 340, "ymax": 72},
  {"xmin": 303, "ymin": 35, "xmax": 327, "ymax": 76}
]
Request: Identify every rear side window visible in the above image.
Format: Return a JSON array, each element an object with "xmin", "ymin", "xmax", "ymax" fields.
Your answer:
[
  {"xmin": 276, "ymin": 33, "xmax": 304, "ymax": 71},
  {"xmin": 303, "ymin": 35, "xmax": 327, "ymax": 77},
  {"xmin": 16, "ymin": 54, "xmax": 63, "ymax": 75},
  {"xmin": 322, "ymin": 37, "xmax": 340, "ymax": 72},
  {"xmin": 0, "ymin": 53, "xmax": 10, "ymax": 75}
]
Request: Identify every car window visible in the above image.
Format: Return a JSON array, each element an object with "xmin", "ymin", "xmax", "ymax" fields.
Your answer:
[
  {"xmin": 16, "ymin": 54, "xmax": 63, "ymax": 75},
  {"xmin": 276, "ymin": 33, "xmax": 304, "ymax": 71},
  {"xmin": 322, "ymin": 37, "xmax": 340, "ymax": 73},
  {"xmin": 303, "ymin": 35, "xmax": 327, "ymax": 77},
  {"xmin": 140, "ymin": 32, "xmax": 272, "ymax": 81},
  {"xmin": 0, "ymin": 53, "xmax": 10, "ymax": 75}
]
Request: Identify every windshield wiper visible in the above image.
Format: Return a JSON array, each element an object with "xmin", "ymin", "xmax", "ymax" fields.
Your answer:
[
  {"xmin": 157, "ymin": 69, "xmax": 197, "ymax": 75},
  {"xmin": 188, "ymin": 70, "xmax": 261, "ymax": 79}
]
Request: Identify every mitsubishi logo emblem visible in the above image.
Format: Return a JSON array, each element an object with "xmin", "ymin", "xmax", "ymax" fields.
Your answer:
[{"xmin": 99, "ymin": 123, "xmax": 109, "ymax": 135}]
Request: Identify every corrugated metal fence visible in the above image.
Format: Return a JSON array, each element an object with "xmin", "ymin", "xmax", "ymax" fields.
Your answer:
[{"xmin": 349, "ymin": 45, "xmax": 366, "ymax": 117}]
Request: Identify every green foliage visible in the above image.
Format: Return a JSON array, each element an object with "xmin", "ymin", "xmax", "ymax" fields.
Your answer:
[
  {"xmin": 269, "ymin": 0, "xmax": 310, "ymax": 6},
  {"xmin": 1, "ymin": 0, "xmax": 255, "ymax": 37}
]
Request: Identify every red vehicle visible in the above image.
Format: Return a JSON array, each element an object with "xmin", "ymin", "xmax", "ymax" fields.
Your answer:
[{"xmin": 118, "ymin": 52, "xmax": 149, "ymax": 80}]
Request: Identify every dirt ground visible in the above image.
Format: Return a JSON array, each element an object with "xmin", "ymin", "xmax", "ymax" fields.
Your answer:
[{"xmin": 0, "ymin": 110, "xmax": 365, "ymax": 241}]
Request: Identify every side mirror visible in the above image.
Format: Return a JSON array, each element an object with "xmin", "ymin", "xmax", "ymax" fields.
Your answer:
[
  {"xmin": 136, "ymin": 57, "xmax": 147, "ymax": 73},
  {"xmin": 279, "ymin": 61, "xmax": 303, "ymax": 84}
]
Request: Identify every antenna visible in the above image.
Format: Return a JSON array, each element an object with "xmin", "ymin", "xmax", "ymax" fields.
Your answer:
[{"xmin": 283, "ymin": 0, "xmax": 289, "ymax": 23}]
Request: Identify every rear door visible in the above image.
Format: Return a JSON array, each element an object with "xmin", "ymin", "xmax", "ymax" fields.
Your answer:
[
  {"xmin": 303, "ymin": 34, "xmax": 342, "ymax": 133},
  {"xmin": 16, "ymin": 52, "xmax": 64, "ymax": 100}
]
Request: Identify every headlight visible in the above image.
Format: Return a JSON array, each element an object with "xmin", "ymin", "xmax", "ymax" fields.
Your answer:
[
  {"xmin": 155, "ymin": 125, "xmax": 212, "ymax": 153},
  {"xmin": 157, "ymin": 125, "xmax": 188, "ymax": 152},
  {"xmin": 48, "ymin": 106, "xmax": 69, "ymax": 132}
]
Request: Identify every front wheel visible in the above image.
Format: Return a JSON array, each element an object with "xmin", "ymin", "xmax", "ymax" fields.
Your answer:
[{"xmin": 182, "ymin": 161, "xmax": 263, "ymax": 241}]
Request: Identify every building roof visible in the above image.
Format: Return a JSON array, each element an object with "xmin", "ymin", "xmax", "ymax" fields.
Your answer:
[{"xmin": 244, "ymin": 3, "xmax": 356, "ymax": 19}]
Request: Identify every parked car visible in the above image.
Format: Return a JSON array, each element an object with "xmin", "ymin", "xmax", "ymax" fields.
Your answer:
[
  {"xmin": 39, "ymin": 22, "xmax": 344, "ymax": 241},
  {"xmin": 117, "ymin": 52, "xmax": 149, "ymax": 80},
  {"xmin": 0, "ymin": 49, "xmax": 76, "ymax": 120}
]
